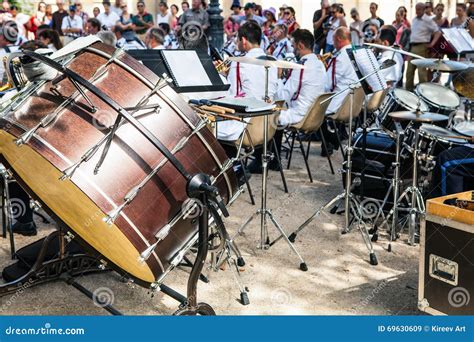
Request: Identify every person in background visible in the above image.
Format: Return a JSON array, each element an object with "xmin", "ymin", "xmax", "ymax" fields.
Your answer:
[
  {"xmin": 424, "ymin": 2, "xmax": 435, "ymax": 19},
  {"xmin": 433, "ymin": 3, "xmax": 448, "ymax": 28},
  {"xmin": 284, "ymin": 6, "xmax": 299, "ymax": 36},
  {"xmin": 74, "ymin": 1, "xmax": 89, "ymax": 31},
  {"xmin": 132, "ymin": 1, "xmax": 153, "ymax": 40},
  {"xmin": 364, "ymin": 2, "xmax": 384, "ymax": 30},
  {"xmin": 468, "ymin": 1, "xmax": 474, "ymax": 37},
  {"xmin": 178, "ymin": 0, "xmax": 210, "ymax": 31},
  {"xmin": 278, "ymin": 4, "xmax": 288, "ymax": 22},
  {"xmin": 181, "ymin": 1, "xmax": 190, "ymax": 14},
  {"xmin": 397, "ymin": 6, "xmax": 411, "ymax": 27},
  {"xmin": 38, "ymin": 28, "xmax": 63, "ymax": 51},
  {"xmin": 159, "ymin": 22, "xmax": 178, "ymax": 49},
  {"xmin": 224, "ymin": 1, "xmax": 241, "ymax": 42},
  {"xmin": 269, "ymin": 24, "xmax": 293, "ymax": 60},
  {"xmin": 377, "ymin": 27, "xmax": 404, "ymax": 87},
  {"xmin": 451, "ymin": 3, "xmax": 468, "ymax": 28},
  {"xmin": 116, "ymin": 3, "xmax": 136, "ymax": 43},
  {"xmin": 52, "ymin": 0, "xmax": 68, "ymax": 36},
  {"xmin": 45, "ymin": 4, "xmax": 53, "ymax": 25},
  {"xmin": 349, "ymin": 8, "xmax": 363, "ymax": 46},
  {"xmin": 111, "ymin": 0, "xmax": 122, "ymax": 16},
  {"xmin": 145, "ymin": 27, "xmax": 165, "ymax": 50},
  {"xmin": 236, "ymin": 2, "xmax": 265, "ymax": 26},
  {"xmin": 86, "ymin": 17, "xmax": 101, "ymax": 35},
  {"xmin": 97, "ymin": 1, "xmax": 120, "ymax": 30},
  {"xmin": 27, "ymin": 1, "xmax": 47, "ymax": 38},
  {"xmin": 325, "ymin": 4, "xmax": 346, "ymax": 53},
  {"xmin": 405, "ymin": 2, "xmax": 442, "ymax": 91},
  {"xmin": 313, "ymin": 0, "xmax": 330, "ymax": 54},
  {"xmin": 157, "ymin": 1, "xmax": 171, "ymax": 26},
  {"xmin": 170, "ymin": 4, "xmax": 179, "ymax": 30},
  {"xmin": 93, "ymin": 7, "xmax": 100, "ymax": 18},
  {"xmin": 10, "ymin": 5, "xmax": 29, "ymax": 44},
  {"xmin": 114, "ymin": 25, "xmax": 145, "ymax": 49},
  {"xmin": 262, "ymin": 7, "xmax": 276, "ymax": 37},
  {"xmin": 201, "ymin": 0, "xmax": 208, "ymax": 10},
  {"xmin": 62, "ymin": 5, "xmax": 83, "ymax": 44},
  {"xmin": 393, "ymin": 8, "xmax": 410, "ymax": 47}
]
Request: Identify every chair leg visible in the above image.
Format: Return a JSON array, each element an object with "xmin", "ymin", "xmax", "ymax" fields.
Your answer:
[
  {"xmin": 287, "ymin": 131, "xmax": 296, "ymax": 170},
  {"xmin": 296, "ymin": 133, "xmax": 313, "ymax": 183},
  {"xmin": 319, "ymin": 128, "xmax": 335, "ymax": 175},
  {"xmin": 333, "ymin": 121, "xmax": 346, "ymax": 160},
  {"xmin": 240, "ymin": 160, "xmax": 255, "ymax": 205},
  {"xmin": 272, "ymin": 138, "xmax": 289, "ymax": 193}
]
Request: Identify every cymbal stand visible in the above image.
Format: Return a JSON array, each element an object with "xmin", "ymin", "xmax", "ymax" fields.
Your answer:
[
  {"xmin": 235, "ymin": 65, "xmax": 308, "ymax": 272},
  {"xmin": 287, "ymin": 85, "xmax": 378, "ymax": 266},
  {"xmin": 0, "ymin": 166, "xmax": 16, "ymax": 259},
  {"xmin": 378, "ymin": 121, "xmax": 425, "ymax": 246}
]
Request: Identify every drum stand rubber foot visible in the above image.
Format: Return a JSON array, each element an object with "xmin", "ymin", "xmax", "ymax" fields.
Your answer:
[
  {"xmin": 300, "ymin": 262, "xmax": 308, "ymax": 272},
  {"xmin": 240, "ymin": 291, "xmax": 250, "ymax": 306},
  {"xmin": 369, "ymin": 252, "xmax": 378, "ymax": 266}
]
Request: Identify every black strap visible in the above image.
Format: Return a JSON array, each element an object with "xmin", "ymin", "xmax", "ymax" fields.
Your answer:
[{"xmin": 20, "ymin": 51, "xmax": 191, "ymax": 181}]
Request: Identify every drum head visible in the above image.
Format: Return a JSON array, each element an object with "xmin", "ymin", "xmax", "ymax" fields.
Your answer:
[
  {"xmin": 416, "ymin": 83, "xmax": 460, "ymax": 109},
  {"xmin": 454, "ymin": 121, "xmax": 474, "ymax": 137},
  {"xmin": 393, "ymin": 88, "xmax": 429, "ymax": 112},
  {"xmin": 421, "ymin": 124, "xmax": 467, "ymax": 144}
]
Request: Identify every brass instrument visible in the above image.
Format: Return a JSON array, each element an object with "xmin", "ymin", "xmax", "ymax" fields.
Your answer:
[
  {"xmin": 318, "ymin": 52, "xmax": 333, "ymax": 68},
  {"xmin": 0, "ymin": 55, "xmax": 14, "ymax": 92},
  {"xmin": 215, "ymin": 58, "xmax": 232, "ymax": 75}
]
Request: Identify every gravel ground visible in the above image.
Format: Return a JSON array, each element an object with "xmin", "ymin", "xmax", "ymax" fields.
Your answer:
[{"xmin": 0, "ymin": 140, "xmax": 421, "ymax": 315}]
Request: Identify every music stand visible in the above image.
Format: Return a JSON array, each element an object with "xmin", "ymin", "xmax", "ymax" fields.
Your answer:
[{"xmin": 235, "ymin": 63, "xmax": 308, "ymax": 272}]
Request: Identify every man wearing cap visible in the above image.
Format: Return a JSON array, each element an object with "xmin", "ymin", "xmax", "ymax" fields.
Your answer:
[
  {"xmin": 235, "ymin": 2, "xmax": 265, "ymax": 26},
  {"xmin": 178, "ymin": 0, "xmax": 209, "ymax": 31},
  {"xmin": 97, "ymin": 1, "xmax": 120, "ymax": 30},
  {"xmin": 62, "ymin": 5, "xmax": 83, "ymax": 43},
  {"xmin": 224, "ymin": 1, "xmax": 241, "ymax": 42}
]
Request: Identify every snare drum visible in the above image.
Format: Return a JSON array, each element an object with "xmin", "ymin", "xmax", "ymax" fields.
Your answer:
[
  {"xmin": 407, "ymin": 124, "xmax": 467, "ymax": 171},
  {"xmin": 378, "ymin": 88, "xmax": 429, "ymax": 135},
  {"xmin": 415, "ymin": 83, "xmax": 460, "ymax": 116}
]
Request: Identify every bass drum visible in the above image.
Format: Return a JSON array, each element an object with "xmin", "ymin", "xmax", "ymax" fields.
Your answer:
[{"xmin": 0, "ymin": 40, "xmax": 238, "ymax": 287}]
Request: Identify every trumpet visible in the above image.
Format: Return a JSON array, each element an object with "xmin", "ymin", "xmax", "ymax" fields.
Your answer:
[{"xmin": 215, "ymin": 59, "xmax": 232, "ymax": 75}]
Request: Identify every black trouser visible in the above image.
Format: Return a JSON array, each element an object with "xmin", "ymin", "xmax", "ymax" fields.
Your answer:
[
  {"xmin": 8, "ymin": 182, "xmax": 33, "ymax": 224},
  {"xmin": 430, "ymin": 146, "xmax": 474, "ymax": 198}
]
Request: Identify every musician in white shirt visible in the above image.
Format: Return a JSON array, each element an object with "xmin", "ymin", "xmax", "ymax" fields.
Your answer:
[
  {"xmin": 145, "ymin": 27, "xmax": 165, "ymax": 50},
  {"xmin": 377, "ymin": 27, "xmax": 404, "ymax": 87},
  {"xmin": 277, "ymin": 29, "xmax": 326, "ymax": 127},
  {"xmin": 217, "ymin": 21, "xmax": 278, "ymax": 143},
  {"xmin": 325, "ymin": 27, "xmax": 359, "ymax": 115},
  {"xmin": 270, "ymin": 24, "xmax": 294, "ymax": 60}
]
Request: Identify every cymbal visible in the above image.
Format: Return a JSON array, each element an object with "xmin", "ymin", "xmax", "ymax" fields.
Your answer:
[
  {"xmin": 228, "ymin": 56, "xmax": 306, "ymax": 69},
  {"xmin": 364, "ymin": 43, "xmax": 426, "ymax": 59},
  {"xmin": 389, "ymin": 111, "xmax": 448, "ymax": 123},
  {"xmin": 411, "ymin": 59, "xmax": 469, "ymax": 72}
]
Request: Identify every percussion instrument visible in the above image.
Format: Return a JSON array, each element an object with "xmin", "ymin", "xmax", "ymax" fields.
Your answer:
[
  {"xmin": 378, "ymin": 88, "xmax": 429, "ymax": 135},
  {"xmin": 453, "ymin": 120, "xmax": 474, "ymax": 137},
  {"xmin": 389, "ymin": 111, "xmax": 449, "ymax": 123},
  {"xmin": 364, "ymin": 43, "xmax": 426, "ymax": 60},
  {"xmin": 406, "ymin": 124, "xmax": 467, "ymax": 172},
  {"xmin": 410, "ymin": 59, "xmax": 470, "ymax": 72},
  {"xmin": 415, "ymin": 83, "xmax": 460, "ymax": 116},
  {"xmin": 453, "ymin": 67, "xmax": 474, "ymax": 99},
  {"xmin": 0, "ymin": 40, "xmax": 238, "ymax": 287},
  {"xmin": 228, "ymin": 56, "xmax": 306, "ymax": 69}
]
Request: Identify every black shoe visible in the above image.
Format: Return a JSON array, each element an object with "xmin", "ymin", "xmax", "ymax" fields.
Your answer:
[
  {"xmin": 321, "ymin": 143, "xmax": 334, "ymax": 157},
  {"xmin": 247, "ymin": 160, "xmax": 263, "ymax": 174},
  {"xmin": 12, "ymin": 221, "xmax": 37, "ymax": 236}
]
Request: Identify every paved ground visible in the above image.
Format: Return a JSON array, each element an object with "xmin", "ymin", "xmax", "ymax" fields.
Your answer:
[{"xmin": 0, "ymin": 140, "xmax": 421, "ymax": 315}]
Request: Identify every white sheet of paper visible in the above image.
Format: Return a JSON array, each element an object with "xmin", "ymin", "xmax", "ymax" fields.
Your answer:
[{"xmin": 161, "ymin": 50, "xmax": 212, "ymax": 87}]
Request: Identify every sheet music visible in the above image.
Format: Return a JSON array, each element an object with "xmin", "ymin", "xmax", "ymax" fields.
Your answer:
[
  {"xmin": 211, "ymin": 97, "xmax": 275, "ymax": 112},
  {"xmin": 350, "ymin": 48, "xmax": 387, "ymax": 92},
  {"xmin": 161, "ymin": 50, "xmax": 212, "ymax": 87},
  {"xmin": 442, "ymin": 28, "xmax": 474, "ymax": 53}
]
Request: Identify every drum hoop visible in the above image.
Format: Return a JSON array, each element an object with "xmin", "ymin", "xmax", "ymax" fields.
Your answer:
[
  {"xmin": 416, "ymin": 84, "xmax": 460, "ymax": 110},
  {"xmin": 393, "ymin": 89, "xmax": 428, "ymax": 112}
]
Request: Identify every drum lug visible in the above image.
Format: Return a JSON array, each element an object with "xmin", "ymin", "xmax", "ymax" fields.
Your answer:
[
  {"xmin": 98, "ymin": 260, "xmax": 108, "ymax": 270},
  {"xmin": 64, "ymin": 231, "xmax": 75, "ymax": 243}
]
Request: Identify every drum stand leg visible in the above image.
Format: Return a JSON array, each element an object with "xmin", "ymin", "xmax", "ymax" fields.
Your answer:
[
  {"xmin": 287, "ymin": 88, "xmax": 378, "ymax": 266},
  {"xmin": 1, "ymin": 167, "xmax": 16, "ymax": 259}
]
